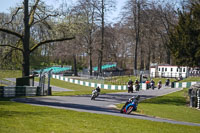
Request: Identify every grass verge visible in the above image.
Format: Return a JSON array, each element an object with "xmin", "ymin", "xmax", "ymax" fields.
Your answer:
[
  {"xmin": 37, "ymin": 78, "xmax": 126, "ymax": 96},
  {"xmin": 117, "ymin": 88, "xmax": 200, "ymax": 124},
  {"xmin": 179, "ymin": 77, "xmax": 200, "ymax": 82},
  {"xmin": 0, "ymin": 70, "xmax": 22, "ymax": 79},
  {"xmin": 0, "ymin": 98, "xmax": 200, "ymax": 133}
]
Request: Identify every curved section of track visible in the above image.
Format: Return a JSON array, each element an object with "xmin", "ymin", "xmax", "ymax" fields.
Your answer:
[{"xmin": 13, "ymin": 88, "xmax": 200, "ymax": 127}]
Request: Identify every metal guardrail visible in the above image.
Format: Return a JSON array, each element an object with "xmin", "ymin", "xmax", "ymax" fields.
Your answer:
[{"xmin": 0, "ymin": 79, "xmax": 15, "ymax": 86}]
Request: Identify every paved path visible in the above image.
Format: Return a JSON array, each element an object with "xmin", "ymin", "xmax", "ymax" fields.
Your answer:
[
  {"xmin": 13, "ymin": 88, "xmax": 200, "ymax": 127},
  {"xmin": 5, "ymin": 78, "xmax": 73, "ymax": 92}
]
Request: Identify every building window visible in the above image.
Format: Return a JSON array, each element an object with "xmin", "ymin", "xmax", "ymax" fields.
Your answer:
[
  {"xmin": 171, "ymin": 68, "xmax": 173, "ymax": 72},
  {"xmin": 183, "ymin": 68, "xmax": 185, "ymax": 72},
  {"xmin": 159, "ymin": 68, "xmax": 160, "ymax": 71},
  {"xmin": 162, "ymin": 68, "xmax": 164, "ymax": 72},
  {"xmin": 165, "ymin": 68, "xmax": 167, "ymax": 71},
  {"xmin": 177, "ymin": 68, "xmax": 179, "ymax": 72}
]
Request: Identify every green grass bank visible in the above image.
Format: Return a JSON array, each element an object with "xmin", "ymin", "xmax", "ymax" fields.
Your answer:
[{"xmin": 0, "ymin": 98, "xmax": 199, "ymax": 133}]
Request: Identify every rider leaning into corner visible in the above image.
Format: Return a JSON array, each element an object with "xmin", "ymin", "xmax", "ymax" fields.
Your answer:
[
  {"xmin": 96, "ymin": 86, "xmax": 101, "ymax": 92},
  {"xmin": 120, "ymin": 95, "xmax": 140, "ymax": 113},
  {"xmin": 95, "ymin": 86, "xmax": 101, "ymax": 96}
]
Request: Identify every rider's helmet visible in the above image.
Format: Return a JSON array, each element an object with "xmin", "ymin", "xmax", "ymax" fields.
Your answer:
[
  {"xmin": 96, "ymin": 86, "xmax": 100, "ymax": 92},
  {"xmin": 129, "ymin": 96, "xmax": 135, "ymax": 101}
]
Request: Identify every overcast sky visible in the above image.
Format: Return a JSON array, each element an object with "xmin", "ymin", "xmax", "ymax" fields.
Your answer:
[{"xmin": 0, "ymin": 0, "xmax": 127, "ymax": 23}]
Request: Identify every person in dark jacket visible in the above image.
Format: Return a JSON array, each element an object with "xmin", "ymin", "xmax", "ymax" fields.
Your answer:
[{"xmin": 128, "ymin": 79, "xmax": 133, "ymax": 93}]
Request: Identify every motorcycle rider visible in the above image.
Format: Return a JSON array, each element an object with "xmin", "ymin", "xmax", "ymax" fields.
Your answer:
[
  {"xmin": 128, "ymin": 79, "xmax": 133, "ymax": 93},
  {"xmin": 165, "ymin": 78, "xmax": 170, "ymax": 86},
  {"xmin": 145, "ymin": 79, "xmax": 150, "ymax": 89},
  {"xmin": 135, "ymin": 79, "xmax": 140, "ymax": 91},
  {"xmin": 96, "ymin": 86, "xmax": 101, "ymax": 92},
  {"xmin": 157, "ymin": 80, "xmax": 162, "ymax": 89},
  {"xmin": 150, "ymin": 79, "xmax": 155, "ymax": 89},
  {"xmin": 120, "ymin": 95, "xmax": 140, "ymax": 113},
  {"xmin": 95, "ymin": 86, "xmax": 101, "ymax": 96}
]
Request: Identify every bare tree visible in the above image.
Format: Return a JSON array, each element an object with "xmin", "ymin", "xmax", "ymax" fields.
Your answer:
[
  {"xmin": 152, "ymin": 1, "xmax": 178, "ymax": 64},
  {"xmin": 92, "ymin": 0, "xmax": 115, "ymax": 75},
  {"xmin": 121, "ymin": 0, "xmax": 149, "ymax": 73},
  {"xmin": 72, "ymin": 0, "xmax": 99, "ymax": 75}
]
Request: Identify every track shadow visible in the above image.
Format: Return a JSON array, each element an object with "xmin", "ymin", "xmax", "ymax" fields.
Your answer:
[
  {"xmin": 12, "ymin": 97, "xmax": 158, "ymax": 119},
  {"xmin": 13, "ymin": 98, "xmax": 120, "ymax": 114},
  {"xmin": 75, "ymin": 93, "xmax": 155, "ymax": 103}
]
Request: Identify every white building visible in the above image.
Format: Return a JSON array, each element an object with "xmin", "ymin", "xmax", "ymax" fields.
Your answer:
[{"xmin": 150, "ymin": 64, "xmax": 189, "ymax": 78}]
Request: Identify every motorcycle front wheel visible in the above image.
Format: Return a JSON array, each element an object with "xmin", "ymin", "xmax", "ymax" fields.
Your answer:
[
  {"xmin": 91, "ymin": 95, "xmax": 95, "ymax": 100},
  {"xmin": 126, "ymin": 106, "xmax": 133, "ymax": 114}
]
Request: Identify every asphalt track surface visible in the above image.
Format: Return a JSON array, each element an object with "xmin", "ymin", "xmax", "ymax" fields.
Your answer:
[{"xmin": 13, "ymin": 88, "xmax": 200, "ymax": 127}]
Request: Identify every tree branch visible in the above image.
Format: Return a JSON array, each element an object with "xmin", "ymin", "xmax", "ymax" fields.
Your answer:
[
  {"xmin": 4, "ymin": 7, "xmax": 23, "ymax": 25},
  {"xmin": 0, "ymin": 28, "xmax": 23, "ymax": 39},
  {"xmin": 33, "ymin": 13, "xmax": 59, "ymax": 27},
  {"xmin": 29, "ymin": 0, "xmax": 40, "ymax": 26},
  {"xmin": 30, "ymin": 37, "xmax": 75, "ymax": 53},
  {"xmin": 0, "ymin": 45, "xmax": 23, "ymax": 52}
]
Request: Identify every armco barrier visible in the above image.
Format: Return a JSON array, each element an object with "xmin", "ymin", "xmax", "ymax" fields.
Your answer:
[
  {"xmin": 0, "ymin": 86, "xmax": 40, "ymax": 97},
  {"xmin": 53, "ymin": 75, "xmax": 199, "ymax": 90},
  {"xmin": 173, "ymin": 82, "xmax": 200, "ymax": 89},
  {"xmin": 52, "ymin": 75, "xmax": 148, "ymax": 91}
]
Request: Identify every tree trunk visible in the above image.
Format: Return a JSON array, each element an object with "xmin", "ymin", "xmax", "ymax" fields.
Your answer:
[
  {"xmin": 22, "ymin": 51, "xmax": 30, "ymax": 77},
  {"xmin": 159, "ymin": 44, "xmax": 162, "ymax": 64},
  {"xmin": 89, "ymin": 50, "xmax": 93, "ymax": 76},
  {"xmin": 134, "ymin": 1, "xmax": 141, "ymax": 75},
  {"xmin": 166, "ymin": 49, "xmax": 171, "ymax": 64},
  {"xmin": 134, "ymin": 40, "xmax": 138, "ymax": 71},
  {"xmin": 89, "ymin": 28, "xmax": 93, "ymax": 76},
  {"xmin": 98, "ymin": 51, "xmax": 103, "ymax": 76},
  {"xmin": 145, "ymin": 42, "xmax": 151, "ymax": 70},
  {"xmin": 22, "ymin": 0, "xmax": 30, "ymax": 78},
  {"xmin": 140, "ymin": 45, "xmax": 144, "ymax": 70},
  {"xmin": 73, "ymin": 54, "xmax": 78, "ymax": 76},
  {"xmin": 98, "ymin": 0, "xmax": 104, "ymax": 76}
]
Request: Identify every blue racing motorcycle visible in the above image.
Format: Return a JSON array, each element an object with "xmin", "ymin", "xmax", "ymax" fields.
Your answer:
[{"xmin": 120, "ymin": 95, "xmax": 140, "ymax": 114}]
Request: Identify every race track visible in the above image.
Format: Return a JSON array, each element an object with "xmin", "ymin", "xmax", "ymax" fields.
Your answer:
[{"xmin": 13, "ymin": 88, "xmax": 200, "ymax": 127}]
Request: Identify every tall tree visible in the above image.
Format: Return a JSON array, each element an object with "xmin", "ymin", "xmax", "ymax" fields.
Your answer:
[
  {"xmin": 122, "ymin": 0, "xmax": 148, "ymax": 73},
  {"xmin": 73, "ymin": 0, "xmax": 99, "ymax": 76},
  {"xmin": 94, "ymin": 0, "xmax": 115, "ymax": 75},
  {"xmin": 98, "ymin": 0, "xmax": 105, "ymax": 75},
  {"xmin": 168, "ymin": 0, "xmax": 200, "ymax": 66},
  {"xmin": 0, "ymin": 0, "xmax": 75, "ymax": 79}
]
